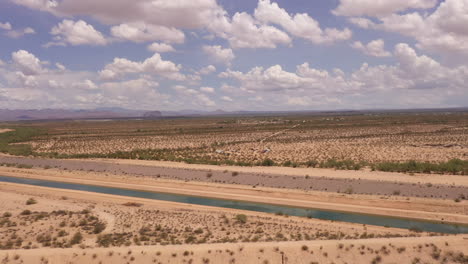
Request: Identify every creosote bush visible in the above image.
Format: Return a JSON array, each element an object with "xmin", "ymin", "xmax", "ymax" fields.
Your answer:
[
  {"xmin": 235, "ymin": 214, "xmax": 247, "ymax": 224},
  {"xmin": 70, "ymin": 232, "xmax": 83, "ymax": 245},
  {"xmin": 26, "ymin": 198, "xmax": 37, "ymax": 205}
]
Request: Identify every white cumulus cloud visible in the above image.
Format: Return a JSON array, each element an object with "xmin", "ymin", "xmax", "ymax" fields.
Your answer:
[
  {"xmin": 111, "ymin": 22, "xmax": 184, "ymax": 43},
  {"xmin": 199, "ymin": 65, "xmax": 216, "ymax": 75},
  {"xmin": 0, "ymin": 21, "xmax": 35, "ymax": 38},
  {"xmin": 72, "ymin": 79, "xmax": 98, "ymax": 90},
  {"xmin": 200, "ymin": 86, "xmax": 215, "ymax": 93},
  {"xmin": 351, "ymin": 39, "xmax": 391, "ymax": 57},
  {"xmin": 346, "ymin": 0, "xmax": 468, "ymax": 59},
  {"xmin": 0, "ymin": 22, "xmax": 12, "ymax": 30},
  {"xmin": 220, "ymin": 43, "xmax": 468, "ymax": 95},
  {"xmin": 207, "ymin": 11, "xmax": 292, "ymax": 49},
  {"xmin": 49, "ymin": 19, "xmax": 107, "ymax": 46},
  {"xmin": 12, "ymin": 50, "xmax": 44, "ymax": 75},
  {"xmin": 13, "ymin": 0, "xmax": 226, "ymax": 30},
  {"xmin": 332, "ymin": 0, "xmax": 437, "ymax": 17},
  {"xmin": 255, "ymin": 0, "xmax": 352, "ymax": 44},
  {"xmin": 147, "ymin": 42, "xmax": 176, "ymax": 53},
  {"xmin": 203, "ymin": 45, "xmax": 235, "ymax": 65},
  {"xmin": 99, "ymin": 53, "xmax": 185, "ymax": 81},
  {"xmin": 221, "ymin": 96, "xmax": 233, "ymax": 102}
]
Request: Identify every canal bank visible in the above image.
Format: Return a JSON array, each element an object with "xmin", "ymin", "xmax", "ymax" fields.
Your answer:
[{"xmin": 1, "ymin": 175, "xmax": 467, "ymax": 234}]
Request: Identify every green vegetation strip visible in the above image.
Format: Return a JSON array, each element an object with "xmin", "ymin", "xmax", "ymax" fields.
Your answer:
[
  {"xmin": 372, "ymin": 159, "xmax": 468, "ymax": 175},
  {"xmin": 0, "ymin": 127, "xmax": 43, "ymax": 156}
]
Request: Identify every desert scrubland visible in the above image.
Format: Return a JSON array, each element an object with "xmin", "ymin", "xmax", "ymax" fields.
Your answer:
[
  {"xmin": 0, "ymin": 166, "xmax": 467, "ymax": 263},
  {"xmin": 0, "ymin": 112, "xmax": 467, "ymax": 263},
  {"xmin": 1, "ymin": 112, "xmax": 467, "ymax": 174}
]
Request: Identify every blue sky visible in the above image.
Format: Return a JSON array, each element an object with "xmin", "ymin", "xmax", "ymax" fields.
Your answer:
[{"xmin": 0, "ymin": 0, "xmax": 467, "ymax": 111}]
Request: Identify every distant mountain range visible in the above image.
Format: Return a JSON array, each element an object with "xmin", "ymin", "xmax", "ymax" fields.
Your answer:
[
  {"xmin": 0, "ymin": 107, "xmax": 466, "ymax": 121},
  {"xmin": 0, "ymin": 108, "xmax": 142, "ymax": 121},
  {"xmin": 0, "ymin": 108, "xmax": 231, "ymax": 121},
  {"xmin": 0, "ymin": 108, "xmax": 268, "ymax": 121}
]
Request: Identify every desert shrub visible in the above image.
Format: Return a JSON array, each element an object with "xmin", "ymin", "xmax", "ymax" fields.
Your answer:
[
  {"xmin": 69, "ymin": 232, "xmax": 83, "ymax": 245},
  {"xmin": 185, "ymin": 235, "xmax": 196, "ymax": 243},
  {"xmin": 319, "ymin": 159, "xmax": 364, "ymax": 170},
  {"xmin": 97, "ymin": 233, "xmax": 132, "ymax": 247},
  {"xmin": 2, "ymin": 212, "xmax": 12, "ymax": 217},
  {"xmin": 93, "ymin": 221, "xmax": 106, "ymax": 234},
  {"xmin": 20, "ymin": 210, "xmax": 31, "ymax": 215},
  {"xmin": 305, "ymin": 160, "xmax": 318, "ymax": 168},
  {"xmin": 261, "ymin": 159, "xmax": 275, "ymax": 166},
  {"xmin": 36, "ymin": 233, "xmax": 52, "ymax": 246},
  {"xmin": 397, "ymin": 247, "xmax": 406, "ymax": 253},
  {"xmin": 58, "ymin": 230, "xmax": 68, "ymax": 237},
  {"xmin": 371, "ymin": 255, "xmax": 382, "ymax": 264},
  {"xmin": 235, "ymin": 214, "xmax": 247, "ymax": 224},
  {"xmin": 122, "ymin": 202, "xmax": 143, "ymax": 207},
  {"xmin": 26, "ymin": 198, "xmax": 37, "ymax": 205},
  {"xmin": 374, "ymin": 159, "xmax": 468, "ymax": 175},
  {"xmin": 16, "ymin": 164, "xmax": 33, "ymax": 169},
  {"xmin": 343, "ymin": 187, "xmax": 354, "ymax": 194}
]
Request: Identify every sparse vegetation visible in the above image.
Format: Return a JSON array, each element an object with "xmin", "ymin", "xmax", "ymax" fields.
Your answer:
[
  {"xmin": 343, "ymin": 187, "xmax": 354, "ymax": 195},
  {"xmin": 1, "ymin": 113, "xmax": 467, "ymax": 263},
  {"xmin": 2, "ymin": 113, "xmax": 465, "ymax": 175},
  {"xmin": 373, "ymin": 159, "xmax": 468, "ymax": 175},
  {"xmin": 26, "ymin": 198, "xmax": 37, "ymax": 205},
  {"xmin": 235, "ymin": 214, "xmax": 247, "ymax": 224},
  {"xmin": 261, "ymin": 159, "xmax": 275, "ymax": 166},
  {"xmin": 70, "ymin": 232, "xmax": 83, "ymax": 245},
  {"xmin": 122, "ymin": 202, "xmax": 143, "ymax": 207}
]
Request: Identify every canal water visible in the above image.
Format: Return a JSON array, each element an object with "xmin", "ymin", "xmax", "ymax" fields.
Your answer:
[{"xmin": 1, "ymin": 175, "xmax": 467, "ymax": 234}]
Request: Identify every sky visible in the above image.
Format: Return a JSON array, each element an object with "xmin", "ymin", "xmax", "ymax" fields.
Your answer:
[{"xmin": 0, "ymin": 0, "xmax": 467, "ymax": 111}]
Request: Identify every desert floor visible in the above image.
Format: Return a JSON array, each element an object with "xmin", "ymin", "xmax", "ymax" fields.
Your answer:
[
  {"xmin": 0, "ymin": 181, "xmax": 467, "ymax": 264},
  {"xmin": 0, "ymin": 156, "xmax": 467, "ymax": 263},
  {"xmin": 21, "ymin": 114, "xmax": 468, "ymax": 165},
  {"xmin": 2, "ymin": 236, "xmax": 468, "ymax": 264}
]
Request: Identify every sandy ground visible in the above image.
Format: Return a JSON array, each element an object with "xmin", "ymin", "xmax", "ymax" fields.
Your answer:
[
  {"xmin": 2, "ymin": 236, "xmax": 468, "ymax": 264},
  {"xmin": 0, "ymin": 129, "xmax": 13, "ymax": 134},
  {"xmin": 1, "ymin": 155, "xmax": 467, "ymax": 199},
  {"xmin": 1, "ymin": 167, "xmax": 467, "ymax": 225},
  {"xmin": 0, "ymin": 181, "xmax": 442, "ymax": 264},
  {"xmin": 1, "ymin": 160, "xmax": 468, "ymax": 263},
  {"xmin": 0, "ymin": 182, "xmax": 413, "ymax": 237}
]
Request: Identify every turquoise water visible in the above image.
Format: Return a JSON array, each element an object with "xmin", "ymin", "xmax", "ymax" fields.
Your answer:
[{"xmin": 1, "ymin": 175, "xmax": 467, "ymax": 234}]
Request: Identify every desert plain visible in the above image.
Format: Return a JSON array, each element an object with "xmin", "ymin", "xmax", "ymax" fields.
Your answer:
[{"xmin": 0, "ymin": 111, "xmax": 467, "ymax": 263}]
